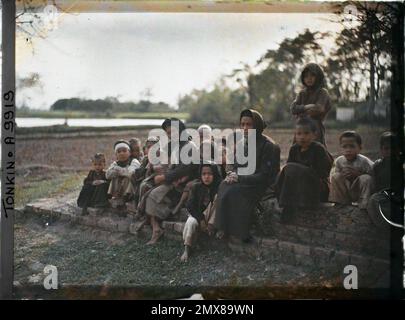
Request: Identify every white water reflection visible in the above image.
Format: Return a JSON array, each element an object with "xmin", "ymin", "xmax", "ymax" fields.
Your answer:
[{"xmin": 16, "ymin": 118, "xmax": 178, "ymax": 128}]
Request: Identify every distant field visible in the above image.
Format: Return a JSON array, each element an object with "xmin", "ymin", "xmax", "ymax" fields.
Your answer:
[
  {"xmin": 17, "ymin": 110, "xmax": 190, "ymax": 120},
  {"xmin": 16, "ymin": 126, "xmax": 385, "ymax": 171}
]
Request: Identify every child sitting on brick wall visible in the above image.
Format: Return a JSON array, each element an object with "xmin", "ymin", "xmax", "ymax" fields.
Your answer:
[
  {"xmin": 181, "ymin": 162, "xmax": 222, "ymax": 262},
  {"xmin": 77, "ymin": 153, "xmax": 110, "ymax": 215},
  {"xmin": 106, "ymin": 140, "xmax": 141, "ymax": 216},
  {"xmin": 367, "ymin": 132, "xmax": 402, "ymax": 230},
  {"xmin": 329, "ymin": 131, "xmax": 374, "ymax": 210},
  {"xmin": 274, "ymin": 117, "xmax": 332, "ymax": 222}
]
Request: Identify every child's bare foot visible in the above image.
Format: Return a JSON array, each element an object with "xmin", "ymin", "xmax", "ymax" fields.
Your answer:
[
  {"xmin": 216, "ymin": 230, "xmax": 225, "ymax": 240},
  {"xmin": 146, "ymin": 229, "xmax": 164, "ymax": 245},
  {"xmin": 180, "ymin": 251, "xmax": 188, "ymax": 262},
  {"xmin": 180, "ymin": 246, "xmax": 190, "ymax": 262}
]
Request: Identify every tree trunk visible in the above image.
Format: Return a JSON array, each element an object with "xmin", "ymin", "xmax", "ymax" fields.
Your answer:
[{"xmin": 368, "ymin": 50, "xmax": 376, "ymax": 120}]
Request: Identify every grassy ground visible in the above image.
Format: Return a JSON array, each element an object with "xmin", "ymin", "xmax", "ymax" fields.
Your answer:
[
  {"xmin": 15, "ymin": 213, "xmax": 342, "ymax": 299},
  {"xmin": 15, "ymin": 169, "xmax": 84, "ymax": 208}
]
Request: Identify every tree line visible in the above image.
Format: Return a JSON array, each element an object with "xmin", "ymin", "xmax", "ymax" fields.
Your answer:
[
  {"xmin": 50, "ymin": 97, "xmax": 173, "ymax": 114},
  {"xmin": 179, "ymin": 2, "xmax": 403, "ymax": 125}
]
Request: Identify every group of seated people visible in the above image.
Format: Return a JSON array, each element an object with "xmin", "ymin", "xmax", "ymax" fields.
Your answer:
[{"xmin": 77, "ymin": 109, "xmax": 399, "ymax": 262}]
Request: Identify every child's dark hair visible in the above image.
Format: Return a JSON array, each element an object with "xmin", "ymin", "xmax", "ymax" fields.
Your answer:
[
  {"xmin": 339, "ymin": 131, "xmax": 362, "ymax": 146},
  {"xmin": 92, "ymin": 153, "xmax": 106, "ymax": 163},
  {"xmin": 129, "ymin": 137, "xmax": 141, "ymax": 146},
  {"xmin": 295, "ymin": 117, "xmax": 317, "ymax": 133},
  {"xmin": 380, "ymin": 131, "xmax": 397, "ymax": 148},
  {"xmin": 300, "ymin": 63, "xmax": 326, "ymax": 89}
]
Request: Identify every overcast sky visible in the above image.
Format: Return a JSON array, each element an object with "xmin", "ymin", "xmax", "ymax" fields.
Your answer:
[{"xmin": 16, "ymin": 12, "xmax": 341, "ymax": 109}]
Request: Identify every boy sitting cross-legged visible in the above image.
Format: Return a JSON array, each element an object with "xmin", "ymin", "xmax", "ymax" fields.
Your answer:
[
  {"xmin": 106, "ymin": 140, "xmax": 141, "ymax": 216},
  {"xmin": 329, "ymin": 131, "xmax": 374, "ymax": 210}
]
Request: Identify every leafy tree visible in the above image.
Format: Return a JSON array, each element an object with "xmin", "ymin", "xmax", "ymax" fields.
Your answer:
[
  {"xmin": 182, "ymin": 86, "xmax": 247, "ymax": 124},
  {"xmin": 329, "ymin": 2, "xmax": 400, "ymax": 119}
]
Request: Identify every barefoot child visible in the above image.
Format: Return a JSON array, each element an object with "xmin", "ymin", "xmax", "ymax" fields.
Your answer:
[
  {"xmin": 106, "ymin": 140, "xmax": 141, "ymax": 215},
  {"xmin": 329, "ymin": 131, "xmax": 374, "ymax": 210},
  {"xmin": 290, "ymin": 63, "xmax": 332, "ymax": 146},
  {"xmin": 77, "ymin": 153, "xmax": 110, "ymax": 215},
  {"xmin": 181, "ymin": 162, "xmax": 222, "ymax": 262},
  {"xmin": 171, "ymin": 139, "xmax": 218, "ymax": 218},
  {"xmin": 275, "ymin": 117, "xmax": 332, "ymax": 222},
  {"xmin": 144, "ymin": 118, "xmax": 199, "ymax": 245}
]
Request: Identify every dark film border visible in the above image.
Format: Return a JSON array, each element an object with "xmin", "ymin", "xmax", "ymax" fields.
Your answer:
[
  {"xmin": 0, "ymin": 0, "xmax": 16, "ymax": 300},
  {"xmin": 389, "ymin": 1, "xmax": 405, "ymax": 299}
]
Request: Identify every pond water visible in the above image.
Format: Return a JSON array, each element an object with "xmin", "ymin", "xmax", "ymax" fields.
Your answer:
[{"xmin": 16, "ymin": 118, "xmax": 173, "ymax": 128}]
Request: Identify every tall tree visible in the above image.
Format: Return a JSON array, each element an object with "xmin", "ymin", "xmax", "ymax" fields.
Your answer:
[{"xmin": 330, "ymin": 2, "xmax": 396, "ymax": 119}]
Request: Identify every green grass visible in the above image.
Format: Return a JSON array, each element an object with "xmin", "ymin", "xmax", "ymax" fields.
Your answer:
[
  {"xmin": 15, "ymin": 172, "xmax": 84, "ymax": 208},
  {"xmin": 14, "ymin": 221, "xmax": 307, "ymax": 292}
]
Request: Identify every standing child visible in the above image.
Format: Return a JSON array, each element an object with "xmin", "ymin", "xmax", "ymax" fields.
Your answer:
[
  {"xmin": 329, "ymin": 131, "xmax": 374, "ymax": 210},
  {"xmin": 275, "ymin": 117, "xmax": 332, "ymax": 221},
  {"xmin": 181, "ymin": 162, "xmax": 222, "ymax": 262},
  {"xmin": 106, "ymin": 140, "xmax": 141, "ymax": 215},
  {"xmin": 77, "ymin": 153, "xmax": 110, "ymax": 215},
  {"xmin": 290, "ymin": 63, "xmax": 332, "ymax": 146}
]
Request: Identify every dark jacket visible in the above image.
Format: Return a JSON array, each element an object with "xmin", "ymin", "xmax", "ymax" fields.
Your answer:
[
  {"xmin": 83, "ymin": 170, "xmax": 107, "ymax": 185},
  {"xmin": 287, "ymin": 141, "xmax": 332, "ymax": 180},
  {"xmin": 186, "ymin": 163, "xmax": 222, "ymax": 222}
]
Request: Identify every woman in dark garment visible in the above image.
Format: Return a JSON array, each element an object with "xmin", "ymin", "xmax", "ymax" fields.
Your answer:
[
  {"xmin": 214, "ymin": 109, "xmax": 280, "ymax": 243},
  {"xmin": 144, "ymin": 118, "xmax": 199, "ymax": 245}
]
